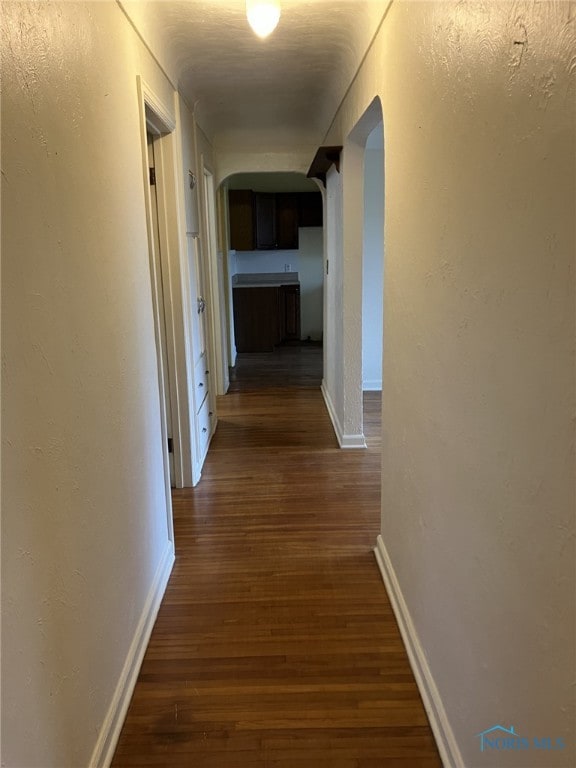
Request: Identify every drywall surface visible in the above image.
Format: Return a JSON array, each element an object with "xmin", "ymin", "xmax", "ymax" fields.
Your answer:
[
  {"xmin": 341, "ymin": 137, "xmax": 366, "ymax": 440},
  {"xmin": 326, "ymin": 1, "xmax": 575, "ymax": 765},
  {"xmin": 362, "ymin": 145, "xmax": 384, "ymax": 390},
  {"xmin": 323, "ymin": 164, "xmax": 344, "ymax": 429},
  {"xmin": 215, "ymin": 148, "xmax": 315, "ymax": 187},
  {"xmin": 1, "ymin": 2, "xmax": 175, "ymax": 764},
  {"xmin": 298, "ymin": 228, "xmax": 324, "ymax": 341}
]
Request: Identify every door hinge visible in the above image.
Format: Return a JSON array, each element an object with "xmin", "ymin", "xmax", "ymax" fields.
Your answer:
[
  {"xmin": 167, "ymin": 437, "xmax": 173, "ymax": 453},
  {"xmin": 149, "ymin": 167, "xmax": 156, "ymax": 186}
]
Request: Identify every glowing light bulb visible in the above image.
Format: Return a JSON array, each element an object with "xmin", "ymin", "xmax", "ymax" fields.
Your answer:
[{"xmin": 246, "ymin": 0, "xmax": 281, "ymax": 38}]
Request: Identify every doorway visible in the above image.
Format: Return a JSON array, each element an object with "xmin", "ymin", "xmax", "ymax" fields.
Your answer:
[
  {"xmin": 362, "ymin": 121, "xmax": 384, "ymax": 447},
  {"xmin": 202, "ymin": 167, "xmax": 229, "ymax": 395},
  {"xmin": 146, "ymin": 130, "xmax": 175, "ymax": 486},
  {"xmin": 337, "ymin": 97, "xmax": 384, "ymax": 447},
  {"xmin": 223, "ymin": 172, "xmax": 324, "ymax": 383}
]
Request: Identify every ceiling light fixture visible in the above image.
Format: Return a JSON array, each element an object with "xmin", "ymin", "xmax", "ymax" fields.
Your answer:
[{"xmin": 246, "ymin": 0, "xmax": 281, "ymax": 38}]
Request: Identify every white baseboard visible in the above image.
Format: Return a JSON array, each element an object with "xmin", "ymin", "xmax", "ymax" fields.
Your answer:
[
  {"xmin": 374, "ymin": 535, "xmax": 464, "ymax": 768},
  {"xmin": 362, "ymin": 380, "xmax": 382, "ymax": 391},
  {"xmin": 321, "ymin": 381, "xmax": 366, "ymax": 449},
  {"xmin": 341, "ymin": 433, "xmax": 367, "ymax": 449},
  {"xmin": 89, "ymin": 542, "xmax": 175, "ymax": 768}
]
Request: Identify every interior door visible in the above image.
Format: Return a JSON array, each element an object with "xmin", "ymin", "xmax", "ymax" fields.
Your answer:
[{"xmin": 147, "ymin": 132, "xmax": 175, "ymax": 485}]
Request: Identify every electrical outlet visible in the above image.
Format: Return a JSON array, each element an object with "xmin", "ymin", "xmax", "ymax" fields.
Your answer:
[{"xmin": 284, "ymin": 263, "xmax": 291, "ymax": 272}]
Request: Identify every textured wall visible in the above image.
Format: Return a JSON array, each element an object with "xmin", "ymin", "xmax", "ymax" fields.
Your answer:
[
  {"xmin": 1, "ymin": 2, "xmax": 175, "ymax": 764},
  {"xmin": 326, "ymin": 0, "xmax": 575, "ymax": 764},
  {"xmin": 215, "ymin": 148, "xmax": 315, "ymax": 188},
  {"xmin": 298, "ymin": 227, "xmax": 324, "ymax": 341}
]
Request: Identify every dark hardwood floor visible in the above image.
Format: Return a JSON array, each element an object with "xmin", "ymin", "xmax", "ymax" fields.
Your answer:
[
  {"xmin": 228, "ymin": 343, "xmax": 324, "ymax": 391},
  {"xmin": 112, "ymin": 346, "xmax": 441, "ymax": 767}
]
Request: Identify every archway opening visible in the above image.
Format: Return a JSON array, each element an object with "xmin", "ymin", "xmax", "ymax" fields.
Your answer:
[
  {"xmin": 220, "ymin": 172, "xmax": 325, "ymax": 388},
  {"xmin": 362, "ymin": 121, "xmax": 385, "ymax": 448}
]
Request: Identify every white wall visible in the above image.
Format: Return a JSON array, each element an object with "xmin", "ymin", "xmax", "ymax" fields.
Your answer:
[
  {"xmin": 233, "ymin": 249, "xmax": 301, "ymax": 275},
  {"xmin": 1, "ymin": 2, "xmax": 178, "ymax": 764},
  {"xmin": 362, "ymin": 144, "xmax": 384, "ymax": 390},
  {"xmin": 325, "ymin": 1, "xmax": 575, "ymax": 765},
  {"xmin": 215, "ymin": 149, "xmax": 314, "ymax": 187},
  {"xmin": 322, "ymin": 164, "xmax": 345, "ymax": 442},
  {"xmin": 298, "ymin": 228, "xmax": 324, "ymax": 341}
]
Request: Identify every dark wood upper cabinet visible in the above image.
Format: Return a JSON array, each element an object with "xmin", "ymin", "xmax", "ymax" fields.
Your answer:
[
  {"xmin": 275, "ymin": 194, "xmax": 299, "ymax": 249},
  {"xmin": 298, "ymin": 192, "xmax": 323, "ymax": 227},
  {"xmin": 228, "ymin": 189, "xmax": 322, "ymax": 251},
  {"xmin": 228, "ymin": 190, "xmax": 255, "ymax": 251},
  {"xmin": 255, "ymin": 193, "xmax": 277, "ymax": 249},
  {"xmin": 232, "ymin": 286, "xmax": 280, "ymax": 352}
]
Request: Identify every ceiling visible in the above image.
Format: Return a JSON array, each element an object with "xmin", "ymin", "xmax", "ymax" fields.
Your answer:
[{"xmin": 120, "ymin": 1, "xmax": 388, "ymax": 151}]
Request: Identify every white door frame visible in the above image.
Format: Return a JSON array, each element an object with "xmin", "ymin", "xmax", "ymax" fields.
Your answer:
[
  {"xmin": 136, "ymin": 76, "xmax": 195, "ymax": 511},
  {"xmin": 340, "ymin": 96, "xmax": 385, "ymax": 446}
]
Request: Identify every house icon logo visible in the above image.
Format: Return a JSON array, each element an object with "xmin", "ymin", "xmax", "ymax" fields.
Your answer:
[
  {"xmin": 477, "ymin": 725, "xmax": 519, "ymax": 752},
  {"xmin": 476, "ymin": 723, "xmax": 565, "ymax": 753}
]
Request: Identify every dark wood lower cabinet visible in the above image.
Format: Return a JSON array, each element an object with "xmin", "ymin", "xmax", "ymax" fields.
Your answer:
[
  {"xmin": 233, "ymin": 285, "xmax": 300, "ymax": 352},
  {"xmin": 279, "ymin": 284, "xmax": 301, "ymax": 340}
]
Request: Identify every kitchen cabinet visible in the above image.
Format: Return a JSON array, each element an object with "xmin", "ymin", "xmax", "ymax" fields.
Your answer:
[
  {"xmin": 228, "ymin": 190, "xmax": 321, "ymax": 251},
  {"xmin": 276, "ymin": 194, "xmax": 299, "ymax": 249},
  {"xmin": 254, "ymin": 193, "xmax": 277, "ymax": 249},
  {"xmin": 254, "ymin": 193, "xmax": 299, "ymax": 250},
  {"xmin": 298, "ymin": 192, "xmax": 323, "ymax": 227},
  {"xmin": 233, "ymin": 286, "xmax": 279, "ymax": 352},
  {"xmin": 233, "ymin": 283, "xmax": 301, "ymax": 352},
  {"xmin": 229, "ymin": 189, "xmax": 255, "ymax": 250},
  {"xmin": 278, "ymin": 284, "xmax": 301, "ymax": 341}
]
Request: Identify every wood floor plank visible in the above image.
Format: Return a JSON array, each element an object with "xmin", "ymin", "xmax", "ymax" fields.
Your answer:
[{"xmin": 112, "ymin": 346, "xmax": 441, "ymax": 766}]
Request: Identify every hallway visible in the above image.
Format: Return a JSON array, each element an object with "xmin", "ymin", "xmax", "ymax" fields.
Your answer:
[
  {"xmin": 112, "ymin": 348, "xmax": 441, "ymax": 766},
  {"xmin": 4, "ymin": 1, "xmax": 575, "ymax": 764}
]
